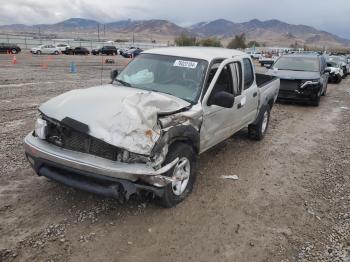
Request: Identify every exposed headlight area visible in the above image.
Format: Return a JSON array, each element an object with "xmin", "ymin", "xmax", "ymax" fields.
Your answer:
[
  {"xmin": 34, "ymin": 117, "xmax": 48, "ymax": 140},
  {"xmin": 34, "ymin": 115, "xmax": 151, "ymax": 164},
  {"xmin": 300, "ymin": 80, "xmax": 320, "ymax": 89}
]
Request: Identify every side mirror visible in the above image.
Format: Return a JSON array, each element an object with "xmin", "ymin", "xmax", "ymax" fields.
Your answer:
[
  {"xmin": 324, "ymin": 68, "xmax": 331, "ymax": 73},
  {"xmin": 208, "ymin": 91, "xmax": 235, "ymax": 108},
  {"xmin": 110, "ymin": 69, "xmax": 119, "ymax": 80}
]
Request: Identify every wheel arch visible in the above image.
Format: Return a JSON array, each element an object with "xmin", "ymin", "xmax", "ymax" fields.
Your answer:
[{"xmin": 152, "ymin": 125, "xmax": 200, "ymax": 156}]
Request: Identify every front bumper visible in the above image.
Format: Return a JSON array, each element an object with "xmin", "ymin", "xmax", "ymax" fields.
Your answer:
[
  {"xmin": 24, "ymin": 133, "xmax": 178, "ymax": 188},
  {"xmin": 278, "ymin": 84, "xmax": 321, "ymax": 102}
]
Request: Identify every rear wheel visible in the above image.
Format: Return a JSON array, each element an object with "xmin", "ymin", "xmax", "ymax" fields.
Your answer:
[
  {"xmin": 11, "ymin": 49, "xmax": 17, "ymax": 54},
  {"xmin": 248, "ymin": 106, "xmax": 270, "ymax": 140},
  {"xmin": 36, "ymin": 50, "xmax": 41, "ymax": 55},
  {"xmin": 159, "ymin": 143, "xmax": 197, "ymax": 208},
  {"xmin": 54, "ymin": 51, "xmax": 59, "ymax": 55}
]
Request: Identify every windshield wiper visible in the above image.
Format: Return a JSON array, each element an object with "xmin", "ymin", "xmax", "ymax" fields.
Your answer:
[
  {"xmin": 279, "ymin": 69, "xmax": 308, "ymax": 72},
  {"xmin": 115, "ymin": 79, "xmax": 132, "ymax": 87}
]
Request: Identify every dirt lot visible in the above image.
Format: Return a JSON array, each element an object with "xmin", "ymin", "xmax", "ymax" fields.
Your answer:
[{"xmin": 0, "ymin": 53, "xmax": 349, "ymax": 262}]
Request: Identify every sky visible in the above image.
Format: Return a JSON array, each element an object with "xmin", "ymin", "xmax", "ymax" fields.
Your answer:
[{"xmin": 1, "ymin": 0, "xmax": 350, "ymax": 39}]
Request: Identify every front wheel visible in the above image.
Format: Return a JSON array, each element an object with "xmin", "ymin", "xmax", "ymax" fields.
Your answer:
[
  {"xmin": 54, "ymin": 51, "xmax": 59, "ymax": 55},
  {"xmin": 248, "ymin": 106, "xmax": 271, "ymax": 140},
  {"xmin": 11, "ymin": 49, "xmax": 17, "ymax": 54},
  {"xmin": 336, "ymin": 75, "xmax": 342, "ymax": 84},
  {"xmin": 311, "ymin": 92, "xmax": 321, "ymax": 107},
  {"xmin": 36, "ymin": 50, "xmax": 41, "ymax": 55},
  {"xmin": 322, "ymin": 83, "xmax": 328, "ymax": 96},
  {"xmin": 159, "ymin": 143, "xmax": 197, "ymax": 208}
]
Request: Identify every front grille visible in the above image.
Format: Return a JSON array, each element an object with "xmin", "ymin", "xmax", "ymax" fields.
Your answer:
[
  {"xmin": 45, "ymin": 119, "xmax": 119, "ymax": 161},
  {"xmin": 280, "ymin": 79, "xmax": 301, "ymax": 91}
]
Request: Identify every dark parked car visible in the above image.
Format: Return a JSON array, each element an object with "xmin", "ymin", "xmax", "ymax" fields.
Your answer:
[
  {"xmin": 122, "ymin": 48, "xmax": 143, "ymax": 58},
  {"xmin": 267, "ymin": 53, "xmax": 329, "ymax": 106},
  {"xmin": 118, "ymin": 47, "xmax": 137, "ymax": 56},
  {"xmin": 92, "ymin": 46, "xmax": 118, "ymax": 55},
  {"xmin": 64, "ymin": 47, "xmax": 90, "ymax": 55},
  {"xmin": 0, "ymin": 43, "xmax": 21, "ymax": 54}
]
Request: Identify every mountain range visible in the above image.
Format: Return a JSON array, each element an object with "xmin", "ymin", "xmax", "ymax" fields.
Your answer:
[{"xmin": 1, "ymin": 18, "xmax": 349, "ymax": 48}]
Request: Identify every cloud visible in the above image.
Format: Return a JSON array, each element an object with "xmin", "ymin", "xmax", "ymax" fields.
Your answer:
[{"xmin": 0, "ymin": 0, "xmax": 350, "ymax": 38}]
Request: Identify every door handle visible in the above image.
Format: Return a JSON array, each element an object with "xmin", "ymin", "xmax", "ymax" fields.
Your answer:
[{"xmin": 253, "ymin": 92, "xmax": 258, "ymax": 97}]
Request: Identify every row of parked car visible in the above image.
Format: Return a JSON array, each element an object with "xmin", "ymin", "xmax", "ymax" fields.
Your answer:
[
  {"xmin": 0, "ymin": 42, "xmax": 142, "ymax": 58},
  {"xmin": 263, "ymin": 52, "xmax": 350, "ymax": 106},
  {"xmin": 250, "ymin": 51, "xmax": 350, "ymax": 82},
  {"xmin": 29, "ymin": 44, "xmax": 143, "ymax": 58}
]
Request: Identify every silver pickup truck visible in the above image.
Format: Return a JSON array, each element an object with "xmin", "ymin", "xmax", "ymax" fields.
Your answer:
[{"xmin": 24, "ymin": 47, "xmax": 280, "ymax": 207}]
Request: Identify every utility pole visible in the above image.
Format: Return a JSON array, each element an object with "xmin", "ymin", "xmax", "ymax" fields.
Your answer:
[
  {"xmin": 103, "ymin": 24, "xmax": 106, "ymax": 37},
  {"xmin": 38, "ymin": 26, "xmax": 42, "ymax": 44},
  {"xmin": 97, "ymin": 24, "xmax": 100, "ymax": 42},
  {"xmin": 132, "ymin": 32, "xmax": 135, "ymax": 44}
]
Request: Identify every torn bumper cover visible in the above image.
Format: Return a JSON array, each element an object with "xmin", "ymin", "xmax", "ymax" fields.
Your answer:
[
  {"xmin": 278, "ymin": 80, "xmax": 321, "ymax": 101},
  {"xmin": 24, "ymin": 134, "xmax": 179, "ymax": 198}
]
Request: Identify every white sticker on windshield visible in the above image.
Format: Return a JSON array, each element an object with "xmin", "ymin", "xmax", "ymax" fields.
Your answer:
[{"xmin": 173, "ymin": 60, "xmax": 198, "ymax": 69}]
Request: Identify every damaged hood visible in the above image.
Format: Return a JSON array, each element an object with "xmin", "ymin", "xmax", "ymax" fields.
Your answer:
[
  {"xmin": 267, "ymin": 69, "xmax": 321, "ymax": 80},
  {"xmin": 39, "ymin": 84, "xmax": 190, "ymax": 155}
]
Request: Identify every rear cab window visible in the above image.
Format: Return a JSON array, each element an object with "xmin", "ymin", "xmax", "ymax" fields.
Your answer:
[{"xmin": 243, "ymin": 58, "xmax": 254, "ymax": 90}]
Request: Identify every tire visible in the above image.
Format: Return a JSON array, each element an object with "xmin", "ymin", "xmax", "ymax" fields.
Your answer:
[
  {"xmin": 158, "ymin": 142, "xmax": 197, "ymax": 208},
  {"xmin": 342, "ymin": 69, "xmax": 347, "ymax": 78},
  {"xmin": 248, "ymin": 106, "xmax": 271, "ymax": 141},
  {"xmin": 336, "ymin": 75, "xmax": 342, "ymax": 84},
  {"xmin": 311, "ymin": 92, "xmax": 321, "ymax": 107},
  {"xmin": 36, "ymin": 50, "xmax": 41, "ymax": 55},
  {"xmin": 11, "ymin": 49, "xmax": 17, "ymax": 54},
  {"xmin": 54, "ymin": 51, "xmax": 59, "ymax": 55},
  {"xmin": 322, "ymin": 82, "xmax": 328, "ymax": 96}
]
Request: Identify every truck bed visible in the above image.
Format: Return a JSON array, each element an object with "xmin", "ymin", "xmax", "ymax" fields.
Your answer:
[
  {"xmin": 256, "ymin": 73, "xmax": 280, "ymax": 107},
  {"xmin": 256, "ymin": 73, "xmax": 278, "ymax": 88}
]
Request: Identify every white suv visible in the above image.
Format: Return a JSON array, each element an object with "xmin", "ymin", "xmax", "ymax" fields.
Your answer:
[{"xmin": 55, "ymin": 43, "xmax": 70, "ymax": 52}]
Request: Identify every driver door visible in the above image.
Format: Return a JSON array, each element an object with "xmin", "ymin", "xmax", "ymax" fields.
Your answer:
[{"xmin": 200, "ymin": 58, "xmax": 244, "ymax": 153}]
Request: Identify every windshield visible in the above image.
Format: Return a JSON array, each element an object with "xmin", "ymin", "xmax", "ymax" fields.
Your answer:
[
  {"xmin": 273, "ymin": 56, "xmax": 320, "ymax": 72},
  {"xmin": 115, "ymin": 54, "xmax": 208, "ymax": 103},
  {"xmin": 328, "ymin": 56, "xmax": 345, "ymax": 64}
]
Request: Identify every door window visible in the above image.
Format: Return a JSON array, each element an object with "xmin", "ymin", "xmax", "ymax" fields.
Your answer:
[
  {"xmin": 211, "ymin": 65, "xmax": 233, "ymax": 95},
  {"xmin": 229, "ymin": 63, "xmax": 242, "ymax": 96}
]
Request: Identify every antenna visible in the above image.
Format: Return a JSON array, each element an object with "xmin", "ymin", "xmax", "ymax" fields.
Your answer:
[{"xmin": 100, "ymin": 55, "xmax": 104, "ymax": 86}]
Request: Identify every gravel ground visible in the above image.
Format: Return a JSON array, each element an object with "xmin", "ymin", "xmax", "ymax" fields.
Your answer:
[{"xmin": 0, "ymin": 53, "xmax": 349, "ymax": 262}]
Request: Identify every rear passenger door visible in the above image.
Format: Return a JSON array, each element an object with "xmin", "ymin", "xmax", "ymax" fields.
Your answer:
[
  {"xmin": 41, "ymin": 45, "xmax": 49, "ymax": 54},
  {"xmin": 240, "ymin": 58, "xmax": 259, "ymax": 126}
]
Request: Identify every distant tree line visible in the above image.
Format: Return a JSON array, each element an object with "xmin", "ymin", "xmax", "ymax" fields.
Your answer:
[
  {"xmin": 175, "ymin": 33, "xmax": 222, "ymax": 47},
  {"xmin": 175, "ymin": 33, "xmax": 262, "ymax": 49}
]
